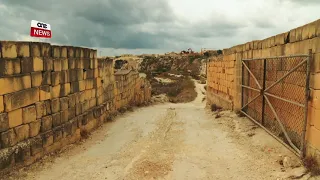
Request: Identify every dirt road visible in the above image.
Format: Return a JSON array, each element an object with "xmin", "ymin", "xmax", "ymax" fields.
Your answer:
[{"xmin": 6, "ymin": 81, "xmax": 307, "ymax": 180}]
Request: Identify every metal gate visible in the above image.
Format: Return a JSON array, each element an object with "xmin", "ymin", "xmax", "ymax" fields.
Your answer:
[{"xmin": 241, "ymin": 50, "xmax": 311, "ymax": 157}]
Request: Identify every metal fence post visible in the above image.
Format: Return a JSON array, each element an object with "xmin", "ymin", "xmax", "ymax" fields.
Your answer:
[
  {"xmin": 301, "ymin": 49, "xmax": 312, "ymax": 157},
  {"xmin": 261, "ymin": 59, "xmax": 267, "ymax": 125}
]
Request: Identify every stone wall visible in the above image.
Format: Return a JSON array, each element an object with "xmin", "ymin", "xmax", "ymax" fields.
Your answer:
[
  {"xmin": 206, "ymin": 19, "xmax": 320, "ymax": 160},
  {"xmin": 0, "ymin": 41, "xmax": 151, "ymax": 172}
]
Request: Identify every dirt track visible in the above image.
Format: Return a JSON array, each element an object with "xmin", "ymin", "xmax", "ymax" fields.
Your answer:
[{"xmin": 5, "ymin": 81, "xmax": 307, "ymax": 180}]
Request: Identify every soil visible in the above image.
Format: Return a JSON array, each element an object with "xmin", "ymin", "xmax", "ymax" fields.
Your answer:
[{"xmin": 3, "ymin": 82, "xmax": 314, "ymax": 180}]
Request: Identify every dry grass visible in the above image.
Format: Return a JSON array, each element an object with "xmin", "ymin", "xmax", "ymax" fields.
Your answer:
[
  {"xmin": 303, "ymin": 156, "xmax": 320, "ymax": 176},
  {"xmin": 150, "ymin": 74, "xmax": 197, "ymax": 103}
]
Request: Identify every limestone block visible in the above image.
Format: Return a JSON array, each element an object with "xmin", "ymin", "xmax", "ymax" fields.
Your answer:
[
  {"xmin": 17, "ymin": 42, "xmax": 30, "ymax": 57},
  {"xmin": 40, "ymin": 86, "xmax": 51, "ymax": 101},
  {"xmin": 29, "ymin": 119, "xmax": 41, "ymax": 137},
  {"xmin": 68, "ymin": 58, "xmax": 76, "ymax": 69},
  {"xmin": 0, "ymin": 58, "xmax": 21, "ymax": 76},
  {"xmin": 0, "ymin": 129, "xmax": 17, "ymax": 148},
  {"xmin": 1, "ymin": 41, "xmax": 17, "ymax": 58},
  {"xmin": 41, "ymin": 115, "xmax": 52, "ymax": 132},
  {"xmin": 295, "ymin": 26, "xmax": 303, "ymax": 42},
  {"xmin": 53, "ymin": 127, "xmax": 62, "ymax": 142},
  {"xmin": 21, "ymin": 57, "xmax": 43, "ymax": 73},
  {"xmin": 61, "ymin": 58, "xmax": 68, "ymax": 70},
  {"xmin": 42, "ymin": 71, "xmax": 51, "ymax": 85},
  {"xmin": 60, "ymin": 110, "xmax": 68, "ymax": 124},
  {"xmin": 70, "ymin": 81, "xmax": 85, "ymax": 93},
  {"xmin": 14, "ymin": 124, "xmax": 29, "ymax": 142},
  {"xmin": 67, "ymin": 46, "xmax": 75, "ymax": 58},
  {"xmin": 60, "ymin": 97, "xmax": 69, "ymax": 111},
  {"xmin": 76, "ymin": 58, "xmax": 84, "ymax": 69},
  {"xmin": 52, "ymin": 113, "xmax": 61, "ymax": 127},
  {"xmin": 30, "ymin": 136, "xmax": 43, "ymax": 155},
  {"xmin": 60, "ymin": 46, "xmax": 67, "ymax": 58},
  {"xmin": 75, "ymin": 104, "xmax": 82, "ymax": 116},
  {"xmin": 60, "ymin": 70, "xmax": 69, "ymax": 83},
  {"xmin": 50, "ymin": 98, "xmax": 60, "ymax": 114},
  {"xmin": 22, "ymin": 105, "xmax": 36, "ymax": 124},
  {"xmin": 42, "ymin": 131, "xmax": 53, "ymax": 147},
  {"xmin": 89, "ymin": 98, "xmax": 96, "ymax": 108},
  {"xmin": 41, "ymin": 43, "xmax": 51, "ymax": 57},
  {"xmin": 310, "ymin": 37, "xmax": 320, "ymax": 53},
  {"xmin": 0, "ymin": 113, "xmax": 9, "ymax": 133},
  {"xmin": 43, "ymin": 57, "xmax": 53, "ymax": 71},
  {"xmin": 0, "ymin": 96, "xmax": 3, "ymax": 113},
  {"xmin": 8, "ymin": 108, "xmax": 22, "ymax": 128},
  {"xmin": 60, "ymin": 83, "xmax": 70, "ymax": 97},
  {"xmin": 53, "ymin": 58, "xmax": 62, "ymax": 71},
  {"xmin": 30, "ymin": 42, "xmax": 41, "ymax": 57},
  {"xmin": 83, "ymin": 58, "xmax": 90, "ymax": 69},
  {"xmin": 4, "ymin": 88, "xmax": 39, "ymax": 111},
  {"xmin": 289, "ymin": 28, "xmax": 296, "ymax": 43},
  {"xmin": 31, "ymin": 72, "xmax": 42, "ymax": 87},
  {"xmin": 51, "ymin": 71, "xmax": 61, "ymax": 86},
  {"xmin": 51, "ymin": 84, "xmax": 61, "ymax": 98},
  {"xmin": 313, "ymin": 53, "xmax": 320, "ymax": 73},
  {"xmin": 68, "ymin": 107, "xmax": 76, "ymax": 120},
  {"xmin": 86, "ymin": 79, "xmax": 94, "ymax": 90},
  {"xmin": 52, "ymin": 46, "xmax": 61, "ymax": 58},
  {"xmin": 0, "ymin": 74, "xmax": 31, "ymax": 95}
]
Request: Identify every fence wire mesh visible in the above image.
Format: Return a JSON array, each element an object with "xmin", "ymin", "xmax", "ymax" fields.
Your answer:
[{"xmin": 241, "ymin": 55, "xmax": 309, "ymax": 154}]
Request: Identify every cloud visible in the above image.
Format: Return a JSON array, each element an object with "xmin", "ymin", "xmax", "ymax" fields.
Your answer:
[{"xmin": 0, "ymin": 0, "xmax": 319, "ymax": 56}]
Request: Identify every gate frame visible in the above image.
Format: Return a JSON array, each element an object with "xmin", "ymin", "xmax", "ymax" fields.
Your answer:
[{"xmin": 240, "ymin": 50, "xmax": 312, "ymax": 158}]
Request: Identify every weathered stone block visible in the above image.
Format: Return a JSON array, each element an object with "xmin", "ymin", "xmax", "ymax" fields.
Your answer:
[
  {"xmin": 29, "ymin": 119, "xmax": 41, "ymax": 137},
  {"xmin": 60, "ymin": 83, "xmax": 71, "ymax": 97},
  {"xmin": 0, "ymin": 58, "xmax": 21, "ymax": 76},
  {"xmin": 83, "ymin": 58, "xmax": 90, "ymax": 69},
  {"xmin": 35, "ymin": 101, "xmax": 45, "ymax": 119},
  {"xmin": 51, "ymin": 71, "xmax": 61, "ymax": 85},
  {"xmin": 75, "ymin": 104, "xmax": 82, "ymax": 116},
  {"xmin": 14, "ymin": 124, "xmax": 29, "ymax": 142},
  {"xmin": 1, "ymin": 41, "xmax": 17, "ymax": 58},
  {"xmin": 67, "ymin": 46, "xmax": 75, "ymax": 58},
  {"xmin": 0, "ymin": 113, "xmax": 9, "ymax": 133},
  {"xmin": 79, "ymin": 91, "xmax": 86, "ymax": 103},
  {"xmin": 84, "ymin": 69, "xmax": 94, "ymax": 79},
  {"xmin": 52, "ymin": 112, "xmax": 61, "ymax": 128},
  {"xmin": 60, "ymin": 110, "xmax": 68, "ymax": 124},
  {"xmin": 50, "ymin": 98, "xmax": 60, "ymax": 114},
  {"xmin": 60, "ymin": 97, "xmax": 69, "ymax": 111},
  {"xmin": 0, "ymin": 129, "xmax": 17, "ymax": 148},
  {"xmin": 30, "ymin": 136, "xmax": 43, "ymax": 155},
  {"xmin": 61, "ymin": 46, "xmax": 67, "ymax": 58},
  {"xmin": 61, "ymin": 58, "xmax": 68, "ymax": 70},
  {"xmin": 30, "ymin": 42, "xmax": 41, "ymax": 57},
  {"xmin": 44, "ymin": 100, "xmax": 51, "ymax": 115},
  {"xmin": 89, "ymin": 98, "xmax": 97, "ymax": 108},
  {"xmin": 0, "ymin": 74, "xmax": 31, "ymax": 95},
  {"xmin": 53, "ymin": 58, "xmax": 62, "ymax": 71},
  {"xmin": 82, "ymin": 101, "xmax": 89, "ymax": 112},
  {"xmin": 52, "ymin": 46, "xmax": 61, "ymax": 58},
  {"xmin": 0, "ymin": 96, "xmax": 3, "ymax": 113},
  {"xmin": 41, "ymin": 115, "xmax": 52, "ymax": 132},
  {"xmin": 60, "ymin": 70, "xmax": 69, "ymax": 83},
  {"xmin": 8, "ymin": 108, "xmax": 23, "ymax": 128},
  {"xmin": 69, "ymin": 69, "xmax": 83, "ymax": 82},
  {"xmin": 42, "ymin": 71, "xmax": 51, "ymax": 85},
  {"xmin": 42, "ymin": 131, "xmax": 53, "ymax": 147},
  {"xmin": 40, "ymin": 86, "xmax": 51, "ymax": 101},
  {"xmin": 68, "ymin": 58, "xmax": 76, "ymax": 69},
  {"xmin": 41, "ymin": 58, "xmax": 52, "ymax": 72},
  {"xmin": 51, "ymin": 84, "xmax": 61, "ymax": 98},
  {"xmin": 76, "ymin": 58, "xmax": 84, "ymax": 69},
  {"xmin": 53, "ymin": 127, "xmax": 62, "ymax": 142},
  {"xmin": 70, "ymin": 81, "xmax": 85, "ymax": 93},
  {"xmin": 31, "ymin": 72, "xmax": 42, "ymax": 87},
  {"xmin": 94, "ymin": 78, "xmax": 102, "ymax": 88},
  {"xmin": 21, "ymin": 57, "xmax": 43, "ymax": 73},
  {"xmin": 68, "ymin": 94, "xmax": 76, "ymax": 108},
  {"xmin": 17, "ymin": 42, "xmax": 30, "ymax": 57},
  {"xmin": 311, "ymin": 37, "xmax": 320, "ymax": 53},
  {"xmin": 4, "ymin": 87, "xmax": 39, "ymax": 111},
  {"xmin": 86, "ymin": 79, "xmax": 94, "ymax": 90},
  {"xmin": 68, "ymin": 107, "xmax": 76, "ymax": 120},
  {"xmin": 14, "ymin": 144, "xmax": 31, "ymax": 163},
  {"xmin": 41, "ymin": 43, "xmax": 51, "ymax": 57},
  {"xmin": 22, "ymin": 105, "xmax": 36, "ymax": 124},
  {"xmin": 91, "ymin": 89, "xmax": 96, "ymax": 98}
]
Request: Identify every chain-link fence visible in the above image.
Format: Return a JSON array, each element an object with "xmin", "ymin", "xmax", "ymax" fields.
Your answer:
[{"xmin": 241, "ymin": 53, "xmax": 311, "ymax": 156}]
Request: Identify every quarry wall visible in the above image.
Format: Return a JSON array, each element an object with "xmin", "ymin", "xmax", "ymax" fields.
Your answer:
[
  {"xmin": 0, "ymin": 41, "xmax": 151, "ymax": 171},
  {"xmin": 207, "ymin": 19, "xmax": 320, "ymax": 159}
]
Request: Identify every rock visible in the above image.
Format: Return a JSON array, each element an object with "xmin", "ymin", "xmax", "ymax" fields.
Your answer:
[
  {"xmin": 282, "ymin": 167, "xmax": 308, "ymax": 179},
  {"xmin": 283, "ymin": 156, "xmax": 302, "ymax": 169}
]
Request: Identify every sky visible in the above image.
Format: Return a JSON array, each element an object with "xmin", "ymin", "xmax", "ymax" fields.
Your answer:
[{"xmin": 0, "ymin": 0, "xmax": 319, "ymax": 56}]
